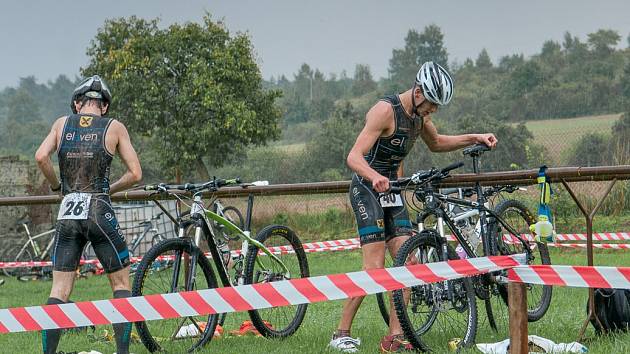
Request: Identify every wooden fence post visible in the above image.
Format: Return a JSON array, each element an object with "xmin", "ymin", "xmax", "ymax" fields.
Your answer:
[{"xmin": 509, "ymin": 282, "xmax": 528, "ymax": 354}]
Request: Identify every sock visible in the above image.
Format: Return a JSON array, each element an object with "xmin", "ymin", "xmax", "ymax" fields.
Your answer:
[
  {"xmin": 113, "ymin": 290, "xmax": 132, "ymax": 354},
  {"xmin": 42, "ymin": 297, "xmax": 65, "ymax": 354},
  {"xmin": 333, "ymin": 329, "xmax": 351, "ymax": 339}
]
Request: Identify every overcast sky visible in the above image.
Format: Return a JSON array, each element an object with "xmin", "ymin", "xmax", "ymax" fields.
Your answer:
[{"xmin": 1, "ymin": 1, "xmax": 630, "ymax": 89}]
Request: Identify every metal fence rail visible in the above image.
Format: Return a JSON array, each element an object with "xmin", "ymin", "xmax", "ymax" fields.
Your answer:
[{"xmin": 1, "ymin": 165, "xmax": 629, "ymax": 206}]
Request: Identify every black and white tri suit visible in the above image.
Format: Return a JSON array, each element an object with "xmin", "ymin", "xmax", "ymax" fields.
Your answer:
[
  {"xmin": 53, "ymin": 114, "xmax": 130, "ymax": 273},
  {"xmin": 349, "ymin": 94, "xmax": 422, "ymax": 245}
]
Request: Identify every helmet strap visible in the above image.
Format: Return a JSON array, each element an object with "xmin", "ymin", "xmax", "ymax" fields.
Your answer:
[{"xmin": 410, "ymin": 84, "xmax": 426, "ymax": 130}]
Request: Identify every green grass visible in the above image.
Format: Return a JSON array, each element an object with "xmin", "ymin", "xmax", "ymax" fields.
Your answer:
[
  {"xmin": 0, "ymin": 248, "xmax": 628, "ymax": 353},
  {"xmin": 518, "ymin": 113, "xmax": 621, "ymax": 164}
]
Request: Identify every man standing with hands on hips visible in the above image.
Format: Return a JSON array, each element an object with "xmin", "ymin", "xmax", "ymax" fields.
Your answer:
[
  {"xmin": 35, "ymin": 75, "xmax": 142, "ymax": 354},
  {"xmin": 330, "ymin": 62, "xmax": 497, "ymax": 353}
]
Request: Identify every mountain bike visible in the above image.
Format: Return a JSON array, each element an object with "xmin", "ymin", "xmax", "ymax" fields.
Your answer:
[
  {"xmin": 389, "ymin": 144, "xmax": 552, "ymax": 351},
  {"xmin": 375, "ymin": 184, "xmax": 525, "ymax": 326},
  {"xmin": 123, "ymin": 212, "xmax": 167, "ymax": 258},
  {"xmin": 1, "ymin": 221, "xmax": 96, "ymax": 281},
  {"xmin": 1, "ymin": 221, "xmax": 55, "ymax": 280},
  {"xmin": 132, "ymin": 178, "xmax": 309, "ymax": 353}
]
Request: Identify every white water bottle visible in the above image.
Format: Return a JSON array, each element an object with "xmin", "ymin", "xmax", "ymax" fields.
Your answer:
[{"xmin": 533, "ymin": 215, "xmax": 554, "ymax": 243}]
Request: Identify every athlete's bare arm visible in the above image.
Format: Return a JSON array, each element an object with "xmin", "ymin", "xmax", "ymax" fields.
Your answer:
[
  {"xmin": 420, "ymin": 116, "xmax": 498, "ymax": 152},
  {"xmin": 108, "ymin": 121, "xmax": 142, "ymax": 194},
  {"xmin": 35, "ymin": 117, "xmax": 66, "ymax": 191},
  {"xmin": 346, "ymin": 101, "xmax": 394, "ymax": 193}
]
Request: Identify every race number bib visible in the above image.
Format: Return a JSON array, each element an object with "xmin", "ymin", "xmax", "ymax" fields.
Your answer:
[
  {"xmin": 379, "ymin": 193, "xmax": 403, "ymax": 208},
  {"xmin": 57, "ymin": 193, "xmax": 92, "ymax": 220}
]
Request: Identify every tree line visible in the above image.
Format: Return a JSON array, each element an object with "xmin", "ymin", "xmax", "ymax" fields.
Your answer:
[{"xmin": 1, "ymin": 17, "xmax": 630, "ymax": 183}]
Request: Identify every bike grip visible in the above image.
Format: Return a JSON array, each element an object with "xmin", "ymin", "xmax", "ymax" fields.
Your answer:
[
  {"xmin": 389, "ymin": 186, "xmax": 402, "ymax": 193},
  {"xmin": 441, "ymin": 161, "xmax": 464, "ymax": 174}
]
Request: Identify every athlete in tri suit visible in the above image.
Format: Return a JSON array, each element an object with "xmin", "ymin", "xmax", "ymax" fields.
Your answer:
[
  {"xmin": 35, "ymin": 75, "xmax": 142, "ymax": 354},
  {"xmin": 329, "ymin": 62, "xmax": 498, "ymax": 353}
]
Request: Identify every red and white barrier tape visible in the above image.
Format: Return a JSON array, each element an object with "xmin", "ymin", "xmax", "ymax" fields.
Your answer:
[
  {"xmin": 3, "ymin": 231, "xmax": 629, "ymax": 270},
  {"xmin": 0, "ymin": 255, "xmax": 522, "ymax": 333},
  {"xmin": 549, "ymin": 243, "xmax": 630, "ymax": 250},
  {"xmin": 508, "ymin": 265, "xmax": 630, "ymax": 289}
]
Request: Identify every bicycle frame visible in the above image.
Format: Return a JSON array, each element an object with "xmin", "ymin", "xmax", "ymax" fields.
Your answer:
[
  {"xmin": 417, "ymin": 189, "xmax": 533, "ymax": 260},
  {"xmin": 17, "ymin": 224, "xmax": 55, "ymax": 260},
  {"xmin": 185, "ymin": 192, "xmax": 289, "ymax": 287}
]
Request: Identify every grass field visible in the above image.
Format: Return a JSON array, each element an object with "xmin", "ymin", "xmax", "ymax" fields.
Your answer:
[
  {"xmin": 0, "ymin": 247, "xmax": 628, "ymax": 353},
  {"xmin": 520, "ymin": 113, "xmax": 621, "ymax": 165}
]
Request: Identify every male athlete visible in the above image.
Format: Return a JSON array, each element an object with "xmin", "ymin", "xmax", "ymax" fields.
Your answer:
[
  {"xmin": 330, "ymin": 62, "xmax": 497, "ymax": 352},
  {"xmin": 35, "ymin": 75, "xmax": 142, "ymax": 354}
]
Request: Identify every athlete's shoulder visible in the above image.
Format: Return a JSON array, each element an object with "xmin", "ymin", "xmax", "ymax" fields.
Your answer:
[
  {"xmin": 52, "ymin": 116, "xmax": 68, "ymax": 130},
  {"xmin": 367, "ymin": 100, "xmax": 394, "ymax": 121}
]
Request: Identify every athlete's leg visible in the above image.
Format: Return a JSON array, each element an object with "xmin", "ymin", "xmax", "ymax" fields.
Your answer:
[
  {"xmin": 43, "ymin": 220, "xmax": 85, "ymax": 354},
  {"xmin": 42, "ymin": 271, "xmax": 76, "ymax": 354},
  {"xmin": 385, "ymin": 235, "xmax": 413, "ymax": 336},
  {"xmin": 89, "ymin": 196, "xmax": 132, "ymax": 354},
  {"xmin": 336, "ymin": 241, "xmax": 387, "ymax": 332},
  {"xmin": 108, "ymin": 267, "xmax": 132, "ymax": 354}
]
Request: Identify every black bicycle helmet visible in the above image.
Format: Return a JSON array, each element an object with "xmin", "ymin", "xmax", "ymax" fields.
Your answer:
[{"xmin": 70, "ymin": 75, "xmax": 112, "ymax": 114}]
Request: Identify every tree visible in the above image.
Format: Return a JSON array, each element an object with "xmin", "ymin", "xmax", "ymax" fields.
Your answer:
[
  {"xmin": 0, "ymin": 88, "xmax": 47, "ymax": 156},
  {"xmin": 621, "ymin": 61, "xmax": 630, "ymax": 101},
  {"xmin": 610, "ymin": 113, "xmax": 630, "ymax": 163},
  {"xmin": 475, "ymin": 49, "xmax": 493, "ymax": 70},
  {"xmin": 388, "ymin": 25, "xmax": 449, "ymax": 88},
  {"xmin": 6, "ymin": 89, "xmax": 41, "ymax": 123},
  {"xmin": 455, "ymin": 114, "xmax": 536, "ymax": 171},
  {"xmin": 587, "ymin": 29, "xmax": 621, "ymax": 57},
  {"xmin": 507, "ymin": 61, "xmax": 543, "ymax": 99},
  {"xmin": 567, "ymin": 133, "xmax": 610, "ymax": 167},
  {"xmin": 351, "ymin": 64, "xmax": 377, "ymax": 96},
  {"xmin": 83, "ymin": 15, "xmax": 282, "ymax": 180},
  {"xmin": 305, "ymin": 101, "xmax": 361, "ymax": 180}
]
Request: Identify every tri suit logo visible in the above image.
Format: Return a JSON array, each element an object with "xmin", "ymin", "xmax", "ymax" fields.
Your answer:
[{"xmin": 79, "ymin": 116, "xmax": 93, "ymax": 127}]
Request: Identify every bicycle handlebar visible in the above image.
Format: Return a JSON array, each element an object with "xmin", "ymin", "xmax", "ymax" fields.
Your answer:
[
  {"xmin": 387, "ymin": 161, "xmax": 464, "ymax": 193},
  {"xmin": 144, "ymin": 177, "xmax": 242, "ymax": 193},
  {"xmin": 440, "ymin": 161, "xmax": 464, "ymax": 174}
]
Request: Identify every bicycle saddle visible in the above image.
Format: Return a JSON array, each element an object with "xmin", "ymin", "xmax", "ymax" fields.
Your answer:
[{"xmin": 462, "ymin": 143, "xmax": 491, "ymax": 157}]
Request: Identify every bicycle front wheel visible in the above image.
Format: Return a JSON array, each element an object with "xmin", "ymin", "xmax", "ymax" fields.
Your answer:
[
  {"xmin": 376, "ymin": 252, "xmax": 394, "ymax": 325},
  {"xmin": 244, "ymin": 225, "xmax": 309, "ymax": 338},
  {"xmin": 493, "ymin": 199, "xmax": 552, "ymax": 322},
  {"xmin": 132, "ymin": 238, "xmax": 219, "ymax": 353},
  {"xmin": 392, "ymin": 229, "xmax": 477, "ymax": 352}
]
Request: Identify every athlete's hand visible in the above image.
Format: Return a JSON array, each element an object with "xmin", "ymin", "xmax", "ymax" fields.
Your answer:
[
  {"xmin": 475, "ymin": 133, "xmax": 498, "ymax": 149},
  {"xmin": 372, "ymin": 175, "xmax": 390, "ymax": 193}
]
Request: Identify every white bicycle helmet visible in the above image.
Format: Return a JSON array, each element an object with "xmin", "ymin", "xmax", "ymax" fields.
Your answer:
[{"xmin": 415, "ymin": 62, "xmax": 453, "ymax": 105}]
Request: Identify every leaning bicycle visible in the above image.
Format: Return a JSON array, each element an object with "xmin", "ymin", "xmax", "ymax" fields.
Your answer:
[
  {"xmin": 132, "ymin": 178, "xmax": 309, "ymax": 353},
  {"xmin": 390, "ymin": 145, "xmax": 552, "ymax": 351}
]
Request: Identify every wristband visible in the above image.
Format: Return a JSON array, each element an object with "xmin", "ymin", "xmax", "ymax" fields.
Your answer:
[{"xmin": 50, "ymin": 184, "xmax": 61, "ymax": 192}]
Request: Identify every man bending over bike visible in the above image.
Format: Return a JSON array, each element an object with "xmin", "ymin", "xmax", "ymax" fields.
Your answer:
[
  {"xmin": 330, "ymin": 62, "xmax": 497, "ymax": 353},
  {"xmin": 35, "ymin": 75, "xmax": 142, "ymax": 354}
]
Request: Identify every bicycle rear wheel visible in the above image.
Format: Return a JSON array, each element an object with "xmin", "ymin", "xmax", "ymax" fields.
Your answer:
[
  {"xmin": 2, "ymin": 244, "xmax": 34, "ymax": 277},
  {"xmin": 132, "ymin": 238, "xmax": 219, "ymax": 353},
  {"xmin": 376, "ymin": 252, "xmax": 394, "ymax": 325},
  {"xmin": 244, "ymin": 225, "xmax": 309, "ymax": 338},
  {"xmin": 492, "ymin": 199, "xmax": 552, "ymax": 322},
  {"xmin": 392, "ymin": 229, "xmax": 477, "ymax": 352}
]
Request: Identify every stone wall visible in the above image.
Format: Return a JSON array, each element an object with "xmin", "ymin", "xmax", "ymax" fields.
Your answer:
[{"xmin": 0, "ymin": 156, "xmax": 53, "ymax": 252}]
